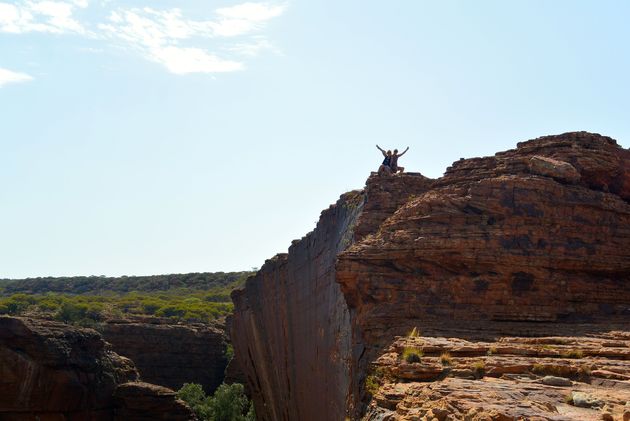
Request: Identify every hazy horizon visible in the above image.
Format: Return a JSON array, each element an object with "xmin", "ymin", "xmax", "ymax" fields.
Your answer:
[{"xmin": 2, "ymin": 1, "xmax": 629, "ymax": 278}]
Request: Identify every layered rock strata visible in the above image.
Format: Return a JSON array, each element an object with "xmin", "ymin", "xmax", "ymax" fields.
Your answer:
[
  {"xmin": 0, "ymin": 316, "xmax": 196, "ymax": 420},
  {"xmin": 102, "ymin": 318, "xmax": 228, "ymax": 394},
  {"xmin": 366, "ymin": 333, "xmax": 630, "ymax": 420},
  {"xmin": 232, "ymin": 132, "xmax": 630, "ymax": 420}
]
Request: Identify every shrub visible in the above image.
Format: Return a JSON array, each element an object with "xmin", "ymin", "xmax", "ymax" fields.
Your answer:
[
  {"xmin": 141, "ymin": 300, "xmax": 162, "ymax": 314},
  {"xmin": 472, "ymin": 360, "xmax": 485, "ymax": 379},
  {"xmin": 578, "ymin": 364, "xmax": 591, "ymax": 377},
  {"xmin": 0, "ymin": 294, "xmax": 36, "ymax": 315},
  {"xmin": 225, "ymin": 343, "xmax": 234, "ymax": 361},
  {"xmin": 407, "ymin": 327, "xmax": 421, "ymax": 338},
  {"xmin": 402, "ymin": 347, "xmax": 423, "ymax": 363},
  {"xmin": 55, "ymin": 302, "xmax": 88, "ymax": 323},
  {"xmin": 561, "ymin": 349, "xmax": 584, "ymax": 359},
  {"xmin": 365, "ymin": 374, "xmax": 380, "ymax": 396},
  {"xmin": 156, "ymin": 305, "xmax": 186, "ymax": 318},
  {"xmin": 440, "ymin": 352, "xmax": 452, "ymax": 366},
  {"xmin": 85, "ymin": 303, "xmax": 104, "ymax": 321}
]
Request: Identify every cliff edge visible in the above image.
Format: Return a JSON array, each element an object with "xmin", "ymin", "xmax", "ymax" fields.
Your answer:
[{"xmin": 231, "ymin": 132, "xmax": 630, "ymax": 420}]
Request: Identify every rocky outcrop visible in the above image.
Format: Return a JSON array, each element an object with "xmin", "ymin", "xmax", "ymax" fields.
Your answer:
[
  {"xmin": 102, "ymin": 318, "xmax": 227, "ymax": 394},
  {"xmin": 366, "ymin": 332, "xmax": 630, "ymax": 420},
  {"xmin": 339, "ymin": 132, "xmax": 630, "ymax": 342},
  {"xmin": 114, "ymin": 382, "xmax": 197, "ymax": 421},
  {"xmin": 0, "ymin": 316, "xmax": 196, "ymax": 420},
  {"xmin": 231, "ymin": 132, "xmax": 630, "ymax": 420},
  {"xmin": 0, "ymin": 316, "xmax": 137, "ymax": 419}
]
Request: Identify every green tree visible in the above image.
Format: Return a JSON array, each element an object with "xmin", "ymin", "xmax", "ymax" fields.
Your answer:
[
  {"xmin": 177, "ymin": 383, "xmax": 255, "ymax": 421},
  {"xmin": 177, "ymin": 383, "xmax": 212, "ymax": 420},
  {"xmin": 209, "ymin": 383, "xmax": 252, "ymax": 421}
]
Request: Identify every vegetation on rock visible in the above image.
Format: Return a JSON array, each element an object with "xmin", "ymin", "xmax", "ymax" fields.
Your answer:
[{"xmin": 402, "ymin": 347, "xmax": 423, "ymax": 363}]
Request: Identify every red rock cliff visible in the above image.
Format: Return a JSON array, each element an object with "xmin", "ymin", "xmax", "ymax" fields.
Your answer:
[
  {"xmin": 102, "ymin": 319, "xmax": 227, "ymax": 394},
  {"xmin": 0, "ymin": 316, "xmax": 196, "ymax": 420},
  {"xmin": 231, "ymin": 176, "xmax": 432, "ymax": 420},
  {"xmin": 231, "ymin": 132, "xmax": 630, "ymax": 420}
]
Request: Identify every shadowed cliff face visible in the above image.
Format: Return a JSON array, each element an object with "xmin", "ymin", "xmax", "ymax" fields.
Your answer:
[
  {"xmin": 231, "ymin": 132, "xmax": 630, "ymax": 420},
  {"xmin": 230, "ymin": 176, "xmax": 432, "ymax": 420},
  {"xmin": 0, "ymin": 316, "xmax": 197, "ymax": 420},
  {"xmin": 102, "ymin": 320, "xmax": 228, "ymax": 394}
]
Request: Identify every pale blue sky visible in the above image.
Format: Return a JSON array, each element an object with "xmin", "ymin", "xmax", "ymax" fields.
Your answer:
[{"xmin": 1, "ymin": 1, "xmax": 629, "ymax": 278}]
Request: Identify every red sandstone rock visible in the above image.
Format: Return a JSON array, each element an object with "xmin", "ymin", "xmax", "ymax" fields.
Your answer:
[
  {"xmin": 102, "ymin": 319, "xmax": 227, "ymax": 394},
  {"xmin": 0, "ymin": 316, "xmax": 137, "ymax": 419},
  {"xmin": 528, "ymin": 155, "xmax": 581, "ymax": 183},
  {"xmin": 0, "ymin": 316, "xmax": 197, "ymax": 421},
  {"xmin": 231, "ymin": 132, "xmax": 630, "ymax": 420},
  {"xmin": 113, "ymin": 381, "xmax": 197, "ymax": 421}
]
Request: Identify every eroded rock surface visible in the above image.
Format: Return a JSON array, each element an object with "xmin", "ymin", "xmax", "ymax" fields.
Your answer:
[
  {"xmin": 0, "ymin": 316, "xmax": 137, "ymax": 419},
  {"xmin": 114, "ymin": 381, "xmax": 197, "ymax": 421},
  {"xmin": 366, "ymin": 333, "xmax": 630, "ymax": 420},
  {"xmin": 102, "ymin": 318, "xmax": 228, "ymax": 394},
  {"xmin": 232, "ymin": 132, "xmax": 630, "ymax": 420},
  {"xmin": 0, "ymin": 316, "xmax": 196, "ymax": 420}
]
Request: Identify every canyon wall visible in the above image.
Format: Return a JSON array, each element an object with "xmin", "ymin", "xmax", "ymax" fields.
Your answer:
[
  {"xmin": 0, "ymin": 316, "xmax": 196, "ymax": 420},
  {"xmin": 232, "ymin": 132, "xmax": 630, "ymax": 420},
  {"xmin": 102, "ymin": 319, "xmax": 228, "ymax": 394},
  {"xmin": 231, "ymin": 176, "xmax": 432, "ymax": 420}
]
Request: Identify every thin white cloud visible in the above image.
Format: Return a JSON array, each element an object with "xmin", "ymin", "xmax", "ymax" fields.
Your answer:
[
  {"xmin": 151, "ymin": 46, "xmax": 243, "ymax": 74},
  {"xmin": 228, "ymin": 36, "xmax": 279, "ymax": 57},
  {"xmin": 216, "ymin": 2, "xmax": 285, "ymax": 22},
  {"xmin": 99, "ymin": 3, "xmax": 286, "ymax": 74},
  {"xmin": 0, "ymin": 67, "xmax": 33, "ymax": 87},
  {"xmin": 212, "ymin": 2, "xmax": 286, "ymax": 37},
  {"xmin": 1, "ymin": 1, "xmax": 286, "ymax": 75},
  {"xmin": 0, "ymin": 1, "xmax": 88, "ymax": 34}
]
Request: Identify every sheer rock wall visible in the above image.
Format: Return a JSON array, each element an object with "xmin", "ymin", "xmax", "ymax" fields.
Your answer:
[
  {"xmin": 232, "ymin": 132, "xmax": 630, "ymax": 420},
  {"xmin": 102, "ymin": 320, "xmax": 227, "ymax": 394}
]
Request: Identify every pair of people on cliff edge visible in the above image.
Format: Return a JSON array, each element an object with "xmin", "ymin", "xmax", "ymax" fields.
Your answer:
[{"xmin": 377, "ymin": 145, "xmax": 409, "ymax": 175}]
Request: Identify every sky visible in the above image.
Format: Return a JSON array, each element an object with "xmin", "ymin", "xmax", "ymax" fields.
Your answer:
[{"xmin": 1, "ymin": 1, "xmax": 629, "ymax": 278}]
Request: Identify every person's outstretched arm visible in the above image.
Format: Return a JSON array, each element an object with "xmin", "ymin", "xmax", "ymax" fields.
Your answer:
[
  {"xmin": 376, "ymin": 144, "xmax": 386, "ymax": 157},
  {"xmin": 399, "ymin": 146, "xmax": 410, "ymax": 156}
]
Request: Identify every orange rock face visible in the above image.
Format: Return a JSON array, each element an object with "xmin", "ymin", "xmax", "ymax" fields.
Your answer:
[
  {"xmin": 366, "ymin": 333, "xmax": 630, "ymax": 420},
  {"xmin": 231, "ymin": 132, "xmax": 630, "ymax": 420}
]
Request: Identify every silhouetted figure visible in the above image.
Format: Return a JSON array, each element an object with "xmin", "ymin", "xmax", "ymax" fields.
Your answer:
[
  {"xmin": 376, "ymin": 145, "xmax": 393, "ymax": 175},
  {"xmin": 376, "ymin": 145, "xmax": 409, "ymax": 175},
  {"xmin": 390, "ymin": 147, "xmax": 409, "ymax": 173}
]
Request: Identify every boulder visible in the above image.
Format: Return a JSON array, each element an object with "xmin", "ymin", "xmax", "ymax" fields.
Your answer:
[
  {"xmin": 528, "ymin": 155, "xmax": 580, "ymax": 183},
  {"xmin": 113, "ymin": 381, "xmax": 197, "ymax": 421},
  {"xmin": 540, "ymin": 375, "xmax": 572, "ymax": 387}
]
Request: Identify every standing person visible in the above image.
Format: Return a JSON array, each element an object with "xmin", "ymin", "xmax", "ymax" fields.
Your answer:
[
  {"xmin": 376, "ymin": 145, "xmax": 393, "ymax": 175},
  {"xmin": 390, "ymin": 147, "xmax": 409, "ymax": 174}
]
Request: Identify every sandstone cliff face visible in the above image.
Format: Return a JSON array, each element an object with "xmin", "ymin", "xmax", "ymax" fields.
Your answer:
[
  {"xmin": 231, "ymin": 176, "xmax": 432, "ymax": 420},
  {"xmin": 338, "ymin": 133, "xmax": 630, "ymax": 343},
  {"xmin": 102, "ymin": 319, "xmax": 227, "ymax": 394},
  {"xmin": 0, "ymin": 316, "xmax": 196, "ymax": 421},
  {"xmin": 232, "ymin": 132, "xmax": 630, "ymax": 420}
]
